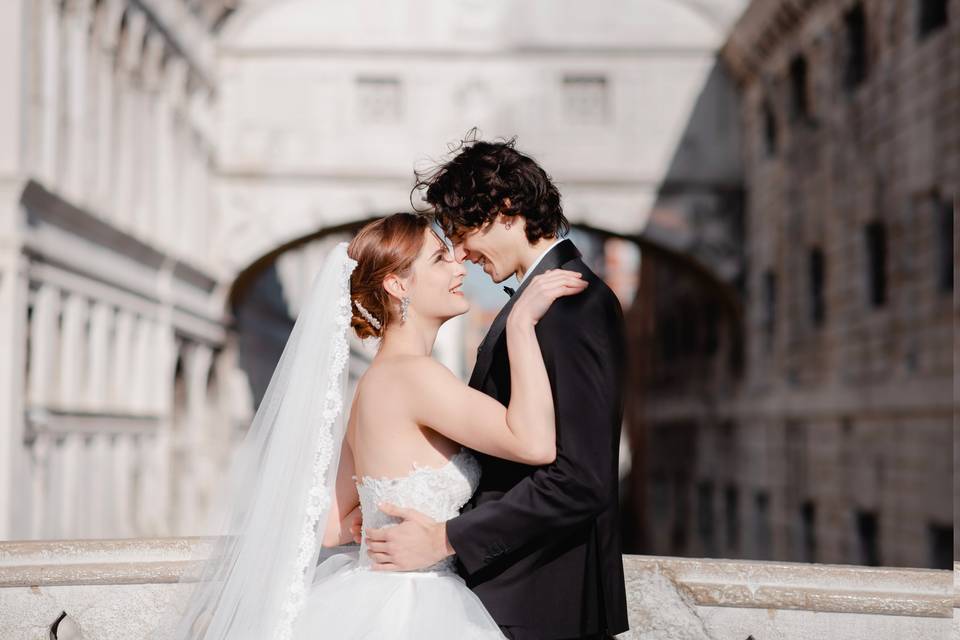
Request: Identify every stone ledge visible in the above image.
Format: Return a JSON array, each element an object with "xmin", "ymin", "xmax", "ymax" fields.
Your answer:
[
  {"xmin": 0, "ymin": 537, "xmax": 950, "ymax": 618},
  {"xmin": 623, "ymin": 555, "xmax": 952, "ymax": 618}
]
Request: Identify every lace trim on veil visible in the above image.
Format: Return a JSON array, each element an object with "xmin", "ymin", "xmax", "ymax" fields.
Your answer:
[{"xmin": 276, "ymin": 252, "xmax": 357, "ymax": 640}]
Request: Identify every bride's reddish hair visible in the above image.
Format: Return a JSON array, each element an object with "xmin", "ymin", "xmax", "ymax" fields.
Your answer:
[{"xmin": 347, "ymin": 213, "xmax": 430, "ymax": 339}]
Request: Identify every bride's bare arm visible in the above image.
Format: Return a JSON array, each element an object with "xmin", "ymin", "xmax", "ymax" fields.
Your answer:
[
  {"xmin": 322, "ymin": 422, "xmax": 362, "ymax": 547},
  {"xmin": 408, "ymin": 270, "xmax": 587, "ymax": 465}
]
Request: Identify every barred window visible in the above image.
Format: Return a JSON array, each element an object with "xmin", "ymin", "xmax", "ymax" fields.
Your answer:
[
  {"xmin": 562, "ymin": 75, "xmax": 609, "ymax": 125},
  {"xmin": 855, "ymin": 510, "xmax": 881, "ymax": 566},
  {"xmin": 809, "ymin": 247, "xmax": 826, "ymax": 326},
  {"xmin": 843, "ymin": 3, "xmax": 868, "ymax": 90},
  {"xmin": 937, "ymin": 199, "xmax": 954, "ymax": 294},
  {"xmin": 762, "ymin": 100, "xmax": 777, "ymax": 156},
  {"xmin": 864, "ymin": 221, "xmax": 887, "ymax": 308},
  {"xmin": 789, "ymin": 55, "xmax": 810, "ymax": 121},
  {"xmin": 917, "ymin": 0, "xmax": 948, "ymax": 39},
  {"xmin": 355, "ymin": 76, "xmax": 402, "ymax": 123}
]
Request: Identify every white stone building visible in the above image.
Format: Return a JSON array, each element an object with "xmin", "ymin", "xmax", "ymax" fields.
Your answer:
[{"xmin": 0, "ymin": 0, "xmax": 748, "ymax": 541}]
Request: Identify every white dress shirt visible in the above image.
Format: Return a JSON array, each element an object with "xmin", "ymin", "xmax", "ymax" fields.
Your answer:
[{"xmin": 518, "ymin": 237, "xmax": 567, "ymax": 284}]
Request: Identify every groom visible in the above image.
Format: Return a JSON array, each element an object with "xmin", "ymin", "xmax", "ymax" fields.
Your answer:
[{"xmin": 366, "ymin": 137, "xmax": 629, "ymax": 639}]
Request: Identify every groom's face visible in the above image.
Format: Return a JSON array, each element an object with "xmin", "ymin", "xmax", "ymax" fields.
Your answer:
[{"xmin": 450, "ymin": 218, "xmax": 518, "ymax": 284}]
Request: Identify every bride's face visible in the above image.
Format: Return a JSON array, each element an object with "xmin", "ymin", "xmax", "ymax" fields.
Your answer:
[{"xmin": 403, "ymin": 228, "xmax": 470, "ymax": 323}]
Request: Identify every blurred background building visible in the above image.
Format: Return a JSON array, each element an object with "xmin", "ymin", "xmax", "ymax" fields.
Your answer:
[
  {"xmin": 631, "ymin": 0, "xmax": 957, "ymax": 569},
  {"xmin": 0, "ymin": 0, "xmax": 954, "ymax": 572}
]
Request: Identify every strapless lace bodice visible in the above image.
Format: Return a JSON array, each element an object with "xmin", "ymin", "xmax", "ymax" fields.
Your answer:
[{"xmin": 353, "ymin": 448, "xmax": 480, "ymax": 572}]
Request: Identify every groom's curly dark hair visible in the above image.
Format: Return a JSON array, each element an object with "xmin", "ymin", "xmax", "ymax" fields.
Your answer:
[{"xmin": 412, "ymin": 130, "xmax": 570, "ymax": 243}]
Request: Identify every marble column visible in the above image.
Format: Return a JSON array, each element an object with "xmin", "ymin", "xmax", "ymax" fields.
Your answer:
[
  {"xmin": 34, "ymin": 0, "xmax": 62, "ymax": 189},
  {"xmin": 62, "ymin": 0, "xmax": 93, "ymax": 203},
  {"xmin": 112, "ymin": 9, "xmax": 146, "ymax": 233},
  {"xmin": 133, "ymin": 32, "xmax": 165, "ymax": 243},
  {"xmin": 91, "ymin": 0, "xmax": 123, "ymax": 214},
  {"xmin": 158, "ymin": 60, "xmax": 187, "ymax": 253},
  {"xmin": 0, "ymin": 248, "xmax": 29, "ymax": 539}
]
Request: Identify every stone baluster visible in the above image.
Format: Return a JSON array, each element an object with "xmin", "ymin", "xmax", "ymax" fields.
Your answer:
[
  {"xmin": 58, "ymin": 434, "xmax": 83, "ymax": 538},
  {"xmin": 109, "ymin": 309, "xmax": 134, "ymax": 413},
  {"xmin": 130, "ymin": 316, "xmax": 154, "ymax": 413},
  {"xmin": 153, "ymin": 322, "xmax": 176, "ymax": 414},
  {"xmin": 28, "ymin": 284, "xmax": 61, "ymax": 407},
  {"xmin": 87, "ymin": 434, "xmax": 111, "ymax": 538},
  {"xmin": 85, "ymin": 302, "xmax": 113, "ymax": 410},
  {"xmin": 177, "ymin": 344, "xmax": 213, "ymax": 533},
  {"xmin": 28, "ymin": 433, "xmax": 52, "ymax": 538},
  {"xmin": 58, "ymin": 293, "xmax": 89, "ymax": 410},
  {"xmin": 112, "ymin": 434, "xmax": 133, "ymax": 537}
]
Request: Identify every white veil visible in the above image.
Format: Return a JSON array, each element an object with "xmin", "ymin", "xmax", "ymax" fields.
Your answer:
[{"xmin": 153, "ymin": 242, "xmax": 358, "ymax": 640}]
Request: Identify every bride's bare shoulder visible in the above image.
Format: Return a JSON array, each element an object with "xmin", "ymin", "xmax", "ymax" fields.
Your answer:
[{"xmin": 361, "ymin": 355, "xmax": 453, "ymax": 389}]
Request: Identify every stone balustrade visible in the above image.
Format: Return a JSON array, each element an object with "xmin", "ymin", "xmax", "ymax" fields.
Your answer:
[{"xmin": 0, "ymin": 538, "xmax": 953, "ymax": 639}]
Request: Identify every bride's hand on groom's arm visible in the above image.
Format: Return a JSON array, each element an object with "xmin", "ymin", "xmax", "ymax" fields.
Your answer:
[{"xmin": 365, "ymin": 502, "xmax": 454, "ymax": 571}]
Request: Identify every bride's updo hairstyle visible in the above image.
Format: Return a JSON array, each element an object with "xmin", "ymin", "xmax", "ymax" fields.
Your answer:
[{"xmin": 347, "ymin": 213, "xmax": 430, "ymax": 339}]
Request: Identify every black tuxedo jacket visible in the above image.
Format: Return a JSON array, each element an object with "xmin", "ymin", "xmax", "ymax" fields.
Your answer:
[{"xmin": 446, "ymin": 239, "xmax": 629, "ymax": 638}]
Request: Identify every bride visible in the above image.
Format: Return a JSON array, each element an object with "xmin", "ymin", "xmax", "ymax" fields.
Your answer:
[{"xmin": 159, "ymin": 212, "xmax": 587, "ymax": 639}]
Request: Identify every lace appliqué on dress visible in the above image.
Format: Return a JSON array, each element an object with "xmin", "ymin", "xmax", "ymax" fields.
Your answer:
[{"xmin": 355, "ymin": 449, "xmax": 481, "ymax": 573}]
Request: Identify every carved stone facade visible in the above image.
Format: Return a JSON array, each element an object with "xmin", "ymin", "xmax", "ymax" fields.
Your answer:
[
  {"xmin": 1, "ymin": 0, "xmax": 758, "ymax": 544},
  {"xmin": 0, "ymin": 0, "xmax": 234, "ymax": 540}
]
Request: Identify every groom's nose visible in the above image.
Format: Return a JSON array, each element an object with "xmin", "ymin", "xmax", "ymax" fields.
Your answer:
[{"xmin": 453, "ymin": 244, "xmax": 468, "ymax": 263}]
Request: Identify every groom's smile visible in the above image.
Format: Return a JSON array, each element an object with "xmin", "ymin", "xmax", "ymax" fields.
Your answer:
[{"xmin": 453, "ymin": 227, "xmax": 517, "ymax": 284}]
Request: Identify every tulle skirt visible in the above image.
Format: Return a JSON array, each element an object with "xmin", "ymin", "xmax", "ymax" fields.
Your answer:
[{"xmin": 293, "ymin": 549, "xmax": 505, "ymax": 639}]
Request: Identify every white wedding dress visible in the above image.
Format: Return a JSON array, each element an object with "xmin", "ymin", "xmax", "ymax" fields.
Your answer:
[{"xmin": 292, "ymin": 448, "xmax": 505, "ymax": 638}]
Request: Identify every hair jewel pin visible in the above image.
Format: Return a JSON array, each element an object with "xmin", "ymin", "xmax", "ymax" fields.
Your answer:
[{"xmin": 352, "ymin": 299, "xmax": 382, "ymax": 331}]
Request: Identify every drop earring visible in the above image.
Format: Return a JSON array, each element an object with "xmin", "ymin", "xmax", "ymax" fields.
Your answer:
[{"xmin": 400, "ymin": 296, "xmax": 410, "ymax": 323}]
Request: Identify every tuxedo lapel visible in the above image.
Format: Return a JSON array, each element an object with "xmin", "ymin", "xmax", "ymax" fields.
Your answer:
[{"xmin": 468, "ymin": 239, "xmax": 582, "ymax": 390}]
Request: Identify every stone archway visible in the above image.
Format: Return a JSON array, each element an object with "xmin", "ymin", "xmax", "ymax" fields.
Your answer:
[
  {"xmin": 211, "ymin": 0, "xmax": 751, "ymax": 559},
  {"xmin": 210, "ymin": 0, "xmax": 749, "ymax": 291}
]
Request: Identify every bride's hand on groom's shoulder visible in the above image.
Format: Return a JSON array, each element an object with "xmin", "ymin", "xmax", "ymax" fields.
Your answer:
[{"xmin": 508, "ymin": 269, "xmax": 588, "ymax": 327}]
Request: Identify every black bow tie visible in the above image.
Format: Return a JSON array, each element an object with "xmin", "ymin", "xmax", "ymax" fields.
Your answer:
[{"xmin": 503, "ymin": 285, "xmax": 516, "ymax": 298}]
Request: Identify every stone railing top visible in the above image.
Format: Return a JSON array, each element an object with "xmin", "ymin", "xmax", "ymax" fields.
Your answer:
[{"xmin": 0, "ymin": 538, "xmax": 953, "ymax": 619}]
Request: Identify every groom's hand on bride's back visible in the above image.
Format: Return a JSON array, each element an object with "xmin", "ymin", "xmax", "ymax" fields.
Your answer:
[{"xmin": 365, "ymin": 503, "xmax": 455, "ymax": 571}]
